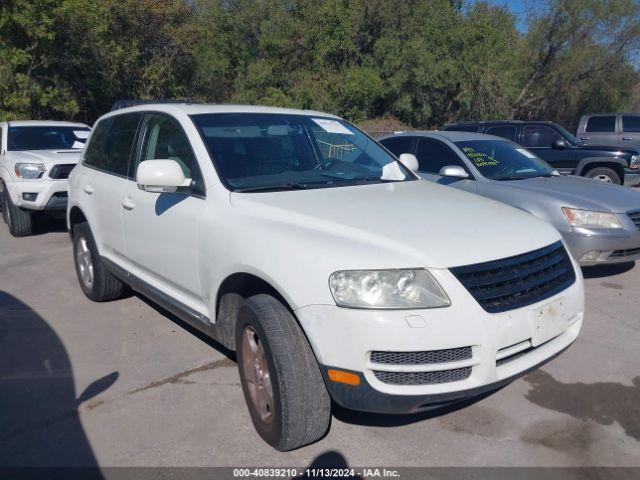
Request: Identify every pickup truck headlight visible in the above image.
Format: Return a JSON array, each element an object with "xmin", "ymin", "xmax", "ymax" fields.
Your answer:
[
  {"xmin": 329, "ymin": 269, "xmax": 450, "ymax": 309},
  {"xmin": 562, "ymin": 207, "xmax": 623, "ymax": 229},
  {"xmin": 631, "ymin": 155, "xmax": 640, "ymax": 170},
  {"xmin": 15, "ymin": 163, "xmax": 46, "ymax": 179}
]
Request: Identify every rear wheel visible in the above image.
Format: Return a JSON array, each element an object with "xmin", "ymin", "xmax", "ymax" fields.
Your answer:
[
  {"xmin": 584, "ymin": 166, "xmax": 621, "ymax": 185},
  {"xmin": 236, "ymin": 294, "xmax": 331, "ymax": 451},
  {"xmin": 73, "ymin": 222, "xmax": 124, "ymax": 301},
  {"xmin": 3, "ymin": 190, "xmax": 33, "ymax": 236}
]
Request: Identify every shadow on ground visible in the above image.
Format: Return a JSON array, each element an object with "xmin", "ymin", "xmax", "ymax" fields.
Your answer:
[
  {"xmin": 0, "ymin": 291, "xmax": 115, "ymax": 469},
  {"xmin": 299, "ymin": 451, "xmax": 363, "ymax": 479},
  {"xmin": 581, "ymin": 261, "xmax": 635, "ymax": 279},
  {"xmin": 524, "ymin": 369, "xmax": 640, "ymax": 440}
]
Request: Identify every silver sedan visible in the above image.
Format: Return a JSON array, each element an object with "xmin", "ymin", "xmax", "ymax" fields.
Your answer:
[{"xmin": 379, "ymin": 131, "xmax": 640, "ymax": 266}]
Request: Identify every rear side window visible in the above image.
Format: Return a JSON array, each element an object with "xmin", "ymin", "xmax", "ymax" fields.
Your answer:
[
  {"xmin": 585, "ymin": 115, "xmax": 616, "ymax": 133},
  {"xmin": 485, "ymin": 125, "xmax": 517, "ymax": 141},
  {"xmin": 622, "ymin": 115, "xmax": 640, "ymax": 133},
  {"xmin": 84, "ymin": 113, "xmax": 142, "ymax": 176},
  {"xmin": 416, "ymin": 138, "xmax": 465, "ymax": 174},
  {"xmin": 380, "ymin": 136, "xmax": 416, "ymax": 157}
]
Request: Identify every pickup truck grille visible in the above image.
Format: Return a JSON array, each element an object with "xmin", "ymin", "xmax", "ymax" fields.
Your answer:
[
  {"xmin": 450, "ymin": 241, "xmax": 575, "ymax": 314},
  {"xmin": 628, "ymin": 210, "xmax": 640, "ymax": 231},
  {"xmin": 48, "ymin": 164, "xmax": 75, "ymax": 179}
]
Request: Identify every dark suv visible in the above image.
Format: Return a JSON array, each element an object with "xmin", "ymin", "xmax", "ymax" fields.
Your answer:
[{"xmin": 442, "ymin": 120, "xmax": 640, "ymax": 186}]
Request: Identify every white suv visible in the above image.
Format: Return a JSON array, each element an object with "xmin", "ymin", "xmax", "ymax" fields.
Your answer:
[
  {"xmin": 1, "ymin": 120, "xmax": 91, "ymax": 236},
  {"xmin": 67, "ymin": 104, "xmax": 585, "ymax": 450}
]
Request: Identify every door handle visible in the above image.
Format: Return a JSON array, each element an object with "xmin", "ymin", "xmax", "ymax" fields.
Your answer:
[
  {"xmin": 83, "ymin": 184, "xmax": 95, "ymax": 195},
  {"xmin": 580, "ymin": 136, "xmax": 590, "ymax": 140},
  {"xmin": 622, "ymin": 137, "xmax": 633, "ymax": 141},
  {"xmin": 121, "ymin": 197, "xmax": 135, "ymax": 211}
]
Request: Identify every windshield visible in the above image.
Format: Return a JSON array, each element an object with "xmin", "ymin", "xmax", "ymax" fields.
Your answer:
[
  {"xmin": 554, "ymin": 124, "xmax": 580, "ymax": 145},
  {"xmin": 191, "ymin": 113, "xmax": 413, "ymax": 191},
  {"xmin": 454, "ymin": 140, "xmax": 555, "ymax": 180},
  {"xmin": 8, "ymin": 126, "xmax": 90, "ymax": 151}
]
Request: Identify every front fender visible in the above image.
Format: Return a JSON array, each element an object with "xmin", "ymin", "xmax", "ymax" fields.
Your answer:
[{"xmin": 575, "ymin": 156, "xmax": 627, "ymax": 176}]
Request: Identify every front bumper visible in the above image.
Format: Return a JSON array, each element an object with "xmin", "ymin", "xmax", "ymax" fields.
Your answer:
[
  {"xmin": 562, "ymin": 224, "xmax": 640, "ymax": 265},
  {"xmin": 295, "ymin": 266, "xmax": 584, "ymax": 414},
  {"xmin": 3, "ymin": 179, "xmax": 69, "ymax": 211}
]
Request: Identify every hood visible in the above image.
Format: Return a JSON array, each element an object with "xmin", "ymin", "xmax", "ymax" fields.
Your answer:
[
  {"xmin": 5, "ymin": 149, "xmax": 82, "ymax": 165},
  {"xmin": 484, "ymin": 175, "xmax": 640, "ymax": 213},
  {"xmin": 229, "ymin": 180, "xmax": 561, "ymax": 269}
]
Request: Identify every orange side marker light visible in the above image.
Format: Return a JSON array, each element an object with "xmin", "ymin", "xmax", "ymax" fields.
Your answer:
[{"xmin": 327, "ymin": 369, "xmax": 361, "ymax": 386}]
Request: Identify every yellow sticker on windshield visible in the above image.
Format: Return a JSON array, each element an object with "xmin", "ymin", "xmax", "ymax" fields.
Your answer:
[{"xmin": 461, "ymin": 147, "xmax": 499, "ymax": 167}]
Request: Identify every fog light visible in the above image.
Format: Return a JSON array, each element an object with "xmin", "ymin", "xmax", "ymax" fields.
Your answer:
[
  {"xmin": 580, "ymin": 250, "xmax": 601, "ymax": 262},
  {"xmin": 22, "ymin": 192, "xmax": 38, "ymax": 201}
]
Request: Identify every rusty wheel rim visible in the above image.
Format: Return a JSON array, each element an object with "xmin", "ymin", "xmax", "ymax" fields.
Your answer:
[{"xmin": 241, "ymin": 325, "xmax": 274, "ymax": 424}]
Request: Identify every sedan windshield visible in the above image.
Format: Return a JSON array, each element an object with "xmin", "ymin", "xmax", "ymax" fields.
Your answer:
[
  {"xmin": 8, "ymin": 126, "xmax": 90, "ymax": 151},
  {"xmin": 191, "ymin": 113, "xmax": 413, "ymax": 191},
  {"xmin": 454, "ymin": 140, "xmax": 555, "ymax": 180}
]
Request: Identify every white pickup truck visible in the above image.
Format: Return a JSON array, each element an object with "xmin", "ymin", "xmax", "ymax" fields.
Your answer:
[
  {"xmin": 67, "ymin": 104, "xmax": 584, "ymax": 450},
  {"xmin": 0, "ymin": 120, "xmax": 91, "ymax": 236}
]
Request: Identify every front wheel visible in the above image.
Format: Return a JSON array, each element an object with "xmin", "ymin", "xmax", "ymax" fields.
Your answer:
[
  {"xmin": 2, "ymin": 189, "xmax": 33, "ymax": 236},
  {"xmin": 236, "ymin": 294, "xmax": 331, "ymax": 451},
  {"xmin": 584, "ymin": 166, "xmax": 621, "ymax": 185}
]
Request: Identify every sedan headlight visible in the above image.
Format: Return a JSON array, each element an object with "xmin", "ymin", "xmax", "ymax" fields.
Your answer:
[
  {"xmin": 15, "ymin": 163, "xmax": 46, "ymax": 179},
  {"xmin": 329, "ymin": 269, "xmax": 450, "ymax": 309},
  {"xmin": 631, "ymin": 155, "xmax": 640, "ymax": 170},
  {"xmin": 562, "ymin": 207, "xmax": 623, "ymax": 229}
]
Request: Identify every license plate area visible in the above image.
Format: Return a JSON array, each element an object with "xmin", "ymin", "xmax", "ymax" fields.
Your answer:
[{"xmin": 531, "ymin": 297, "xmax": 569, "ymax": 347}]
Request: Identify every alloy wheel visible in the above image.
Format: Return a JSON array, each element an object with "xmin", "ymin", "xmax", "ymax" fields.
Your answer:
[{"xmin": 241, "ymin": 325, "xmax": 274, "ymax": 424}]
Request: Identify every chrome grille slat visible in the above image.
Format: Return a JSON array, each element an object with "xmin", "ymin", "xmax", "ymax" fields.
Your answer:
[
  {"xmin": 450, "ymin": 241, "xmax": 576, "ymax": 314},
  {"xmin": 627, "ymin": 210, "xmax": 640, "ymax": 231}
]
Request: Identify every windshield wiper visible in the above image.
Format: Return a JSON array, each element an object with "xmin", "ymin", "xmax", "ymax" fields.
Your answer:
[{"xmin": 232, "ymin": 182, "xmax": 314, "ymax": 193}]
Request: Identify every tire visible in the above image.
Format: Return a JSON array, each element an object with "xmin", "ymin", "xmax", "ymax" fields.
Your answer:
[
  {"xmin": 0, "ymin": 187, "xmax": 7, "ymax": 225},
  {"xmin": 3, "ymin": 189, "xmax": 33, "ymax": 236},
  {"xmin": 236, "ymin": 294, "xmax": 331, "ymax": 451},
  {"xmin": 584, "ymin": 166, "xmax": 621, "ymax": 185},
  {"xmin": 72, "ymin": 222, "xmax": 124, "ymax": 301}
]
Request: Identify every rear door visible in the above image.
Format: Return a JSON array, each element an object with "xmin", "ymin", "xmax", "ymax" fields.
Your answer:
[
  {"xmin": 520, "ymin": 124, "xmax": 574, "ymax": 171},
  {"xmin": 78, "ymin": 113, "xmax": 142, "ymax": 259},
  {"xmin": 620, "ymin": 114, "xmax": 640, "ymax": 149},
  {"xmin": 579, "ymin": 115, "xmax": 618, "ymax": 146}
]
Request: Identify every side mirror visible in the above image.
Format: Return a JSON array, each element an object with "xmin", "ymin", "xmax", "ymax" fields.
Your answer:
[
  {"xmin": 136, "ymin": 159, "xmax": 188, "ymax": 193},
  {"xmin": 439, "ymin": 165, "xmax": 469, "ymax": 179},
  {"xmin": 552, "ymin": 138, "xmax": 566, "ymax": 150},
  {"xmin": 398, "ymin": 153, "xmax": 419, "ymax": 173}
]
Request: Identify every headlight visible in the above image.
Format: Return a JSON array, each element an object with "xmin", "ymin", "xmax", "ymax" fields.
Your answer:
[
  {"xmin": 15, "ymin": 163, "xmax": 46, "ymax": 179},
  {"xmin": 631, "ymin": 155, "xmax": 640, "ymax": 170},
  {"xmin": 329, "ymin": 269, "xmax": 450, "ymax": 309},
  {"xmin": 562, "ymin": 207, "xmax": 623, "ymax": 229}
]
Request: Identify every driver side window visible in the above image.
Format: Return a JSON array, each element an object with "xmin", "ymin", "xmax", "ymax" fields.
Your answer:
[
  {"xmin": 416, "ymin": 138, "xmax": 464, "ymax": 174},
  {"xmin": 522, "ymin": 125, "xmax": 561, "ymax": 148},
  {"xmin": 138, "ymin": 114, "xmax": 199, "ymax": 180}
]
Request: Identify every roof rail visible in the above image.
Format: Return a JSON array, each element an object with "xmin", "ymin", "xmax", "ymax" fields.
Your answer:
[{"xmin": 110, "ymin": 99, "xmax": 202, "ymax": 111}]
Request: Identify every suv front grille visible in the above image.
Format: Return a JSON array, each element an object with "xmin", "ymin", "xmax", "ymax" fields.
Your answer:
[
  {"xmin": 450, "ymin": 241, "xmax": 575, "ymax": 314},
  {"xmin": 373, "ymin": 367, "xmax": 471, "ymax": 385},
  {"xmin": 49, "ymin": 164, "xmax": 75, "ymax": 179},
  {"xmin": 628, "ymin": 210, "xmax": 640, "ymax": 231},
  {"xmin": 370, "ymin": 347, "xmax": 472, "ymax": 365}
]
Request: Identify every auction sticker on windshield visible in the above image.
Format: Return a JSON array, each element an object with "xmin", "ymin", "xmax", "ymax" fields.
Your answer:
[{"xmin": 312, "ymin": 118, "xmax": 354, "ymax": 135}]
